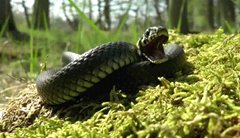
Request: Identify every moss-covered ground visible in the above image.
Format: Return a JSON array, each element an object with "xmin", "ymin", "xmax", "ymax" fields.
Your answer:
[{"xmin": 0, "ymin": 29, "xmax": 240, "ymax": 137}]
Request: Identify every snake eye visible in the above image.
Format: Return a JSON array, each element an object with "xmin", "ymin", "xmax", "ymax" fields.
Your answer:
[
  {"xmin": 145, "ymin": 30, "xmax": 150, "ymax": 36},
  {"xmin": 144, "ymin": 40, "xmax": 147, "ymax": 44},
  {"xmin": 143, "ymin": 39, "xmax": 148, "ymax": 45}
]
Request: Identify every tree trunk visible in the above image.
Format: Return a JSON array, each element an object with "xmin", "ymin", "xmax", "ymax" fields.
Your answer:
[
  {"xmin": 166, "ymin": 0, "xmax": 169, "ymax": 11},
  {"xmin": 0, "ymin": 0, "xmax": 17, "ymax": 36},
  {"xmin": 96, "ymin": 0, "xmax": 104, "ymax": 29},
  {"xmin": 207, "ymin": 0, "xmax": 214, "ymax": 29},
  {"xmin": 220, "ymin": 0, "xmax": 236, "ymax": 32},
  {"xmin": 191, "ymin": 0, "xmax": 213, "ymax": 31},
  {"xmin": 103, "ymin": 0, "xmax": 111, "ymax": 30},
  {"xmin": 22, "ymin": 0, "xmax": 31, "ymax": 28},
  {"xmin": 62, "ymin": 2, "xmax": 79, "ymax": 30},
  {"xmin": 0, "ymin": 0, "xmax": 29, "ymax": 40},
  {"xmin": 33, "ymin": 0, "xmax": 50, "ymax": 30},
  {"xmin": 88, "ymin": 0, "xmax": 93, "ymax": 20},
  {"xmin": 216, "ymin": 0, "xmax": 221, "ymax": 27},
  {"xmin": 168, "ymin": 0, "xmax": 189, "ymax": 34}
]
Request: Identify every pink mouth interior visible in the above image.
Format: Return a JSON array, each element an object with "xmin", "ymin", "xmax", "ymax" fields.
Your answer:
[{"xmin": 142, "ymin": 35, "xmax": 168, "ymax": 62}]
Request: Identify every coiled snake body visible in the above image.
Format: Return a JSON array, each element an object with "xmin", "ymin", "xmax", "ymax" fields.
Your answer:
[{"xmin": 36, "ymin": 26, "xmax": 186, "ymax": 105}]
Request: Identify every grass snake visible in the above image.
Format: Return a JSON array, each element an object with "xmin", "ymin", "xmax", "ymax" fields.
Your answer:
[{"xmin": 36, "ymin": 26, "xmax": 186, "ymax": 105}]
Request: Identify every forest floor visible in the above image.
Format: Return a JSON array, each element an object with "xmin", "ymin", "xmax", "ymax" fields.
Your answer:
[{"xmin": 0, "ymin": 29, "xmax": 240, "ymax": 137}]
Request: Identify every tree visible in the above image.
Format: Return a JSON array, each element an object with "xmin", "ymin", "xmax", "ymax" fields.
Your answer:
[
  {"xmin": 189, "ymin": 0, "xmax": 214, "ymax": 31},
  {"xmin": 96, "ymin": 0, "xmax": 112, "ymax": 30},
  {"xmin": 96, "ymin": 0, "xmax": 103, "ymax": 29},
  {"xmin": 219, "ymin": 0, "xmax": 236, "ymax": 32},
  {"xmin": 33, "ymin": 0, "xmax": 50, "ymax": 30},
  {"xmin": 21, "ymin": 0, "xmax": 31, "ymax": 28},
  {"xmin": 0, "ymin": 0, "xmax": 29, "ymax": 40},
  {"xmin": 103, "ymin": 0, "xmax": 111, "ymax": 30},
  {"xmin": 207, "ymin": 0, "xmax": 214, "ymax": 29},
  {"xmin": 168, "ymin": 0, "xmax": 189, "ymax": 34},
  {"xmin": 62, "ymin": 1, "xmax": 79, "ymax": 30},
  {"xmin": 88, "ymin": 0, "xmax": 93, "ymax": 20}
]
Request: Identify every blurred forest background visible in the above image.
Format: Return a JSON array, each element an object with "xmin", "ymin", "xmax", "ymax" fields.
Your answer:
[{"xmin": 1, "ymin": 0, "xmax": 240, "ymax": 40}]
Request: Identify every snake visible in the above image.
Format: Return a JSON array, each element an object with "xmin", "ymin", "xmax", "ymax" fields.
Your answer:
[{"xmin": 36, "ymin": 26, "xmax": 186, "ymax": 105}]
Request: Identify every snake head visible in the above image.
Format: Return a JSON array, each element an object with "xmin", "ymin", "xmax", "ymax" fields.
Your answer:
[{"xmin": 137, "ymin": 26, "xmax": 169, "ymax": 64}]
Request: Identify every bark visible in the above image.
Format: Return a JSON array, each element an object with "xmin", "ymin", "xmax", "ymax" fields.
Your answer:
[{"xmin": 33, "ymin": 0, "xmax": 50, "ymax": 30}]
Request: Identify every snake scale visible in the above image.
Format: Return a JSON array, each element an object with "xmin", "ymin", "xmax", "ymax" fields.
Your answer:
[{"xmin": 36, "ymin": 26, "xmax": 186, "ymax": 105}]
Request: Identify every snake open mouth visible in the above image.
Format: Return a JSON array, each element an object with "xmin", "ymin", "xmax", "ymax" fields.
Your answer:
[
  {"xmin": 141, "ymin": 35, "xmax": 168, "ymax": 64},
  {"xmin": 137, "ymin": 26, "xmax": 169, "ymax": 64}
]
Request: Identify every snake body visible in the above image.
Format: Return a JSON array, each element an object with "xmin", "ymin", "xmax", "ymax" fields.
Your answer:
[{"xmin": 36, "ymin": 26, "xmax": 186, "ymax": 105}]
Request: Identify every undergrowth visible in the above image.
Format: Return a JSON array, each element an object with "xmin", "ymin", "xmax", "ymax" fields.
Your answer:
[{"xmin": 0, "ymin": 28, "xmax": 240, "ymax": 137}]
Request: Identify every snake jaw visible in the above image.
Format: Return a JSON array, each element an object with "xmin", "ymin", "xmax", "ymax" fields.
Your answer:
[{"xmin": 137, "ymin": 26, "xmax": 169, "ymax": 64}]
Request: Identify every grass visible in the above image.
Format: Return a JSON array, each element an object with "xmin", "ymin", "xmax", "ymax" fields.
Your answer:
[
  {"xmin": 0, "ymin": 17, "xmax": 9, "ymax": 37},
  {"xmin": 0, "ymin": 28, "xmax": 240, "ymax": 137}
]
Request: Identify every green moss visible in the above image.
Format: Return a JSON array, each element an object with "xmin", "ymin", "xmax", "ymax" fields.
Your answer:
[{"xmin": 2, "ymin": 29, "xmax": 240, "ymax": 137}]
